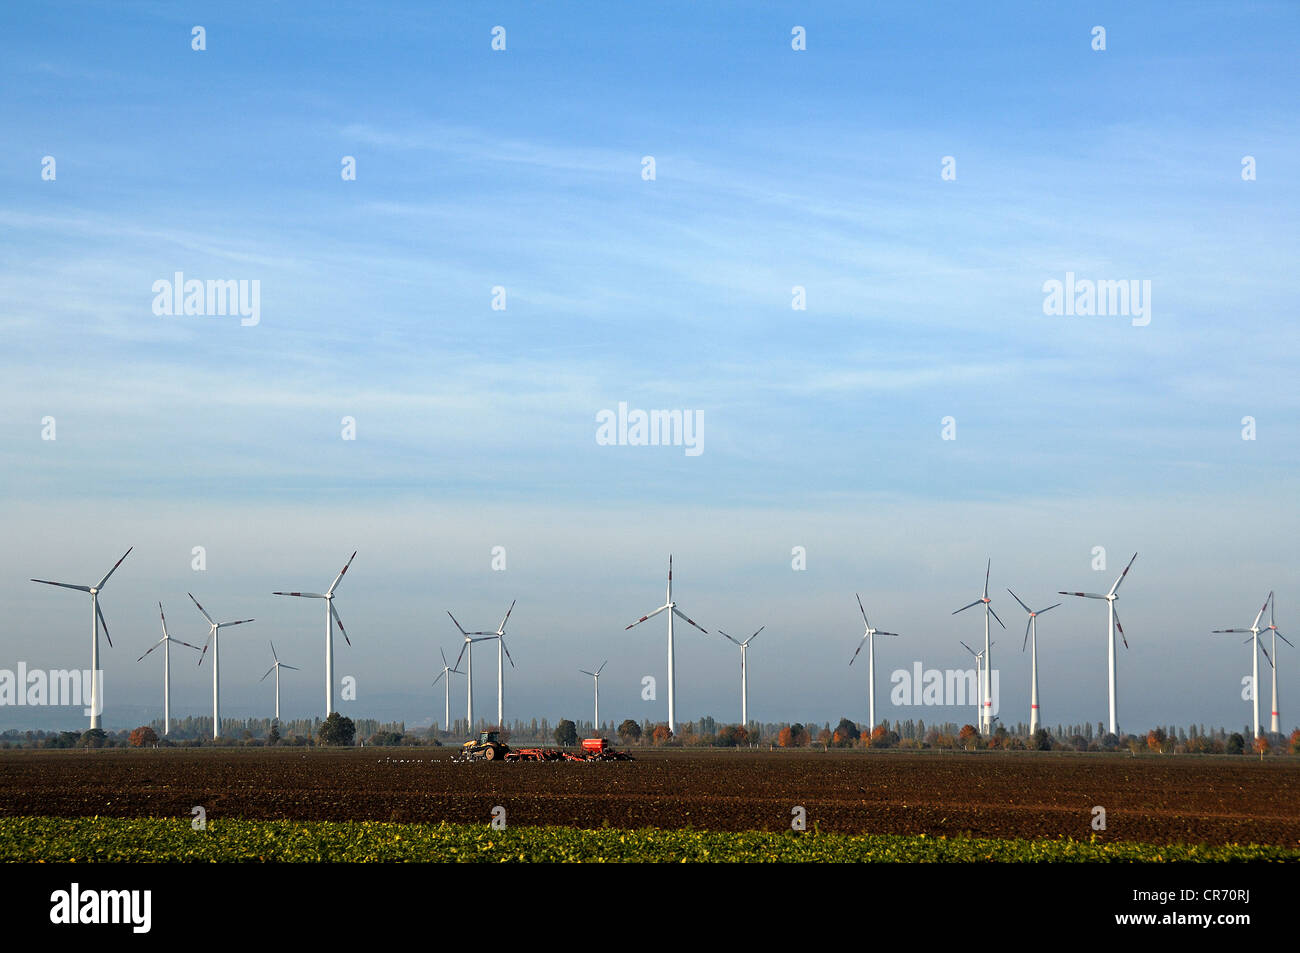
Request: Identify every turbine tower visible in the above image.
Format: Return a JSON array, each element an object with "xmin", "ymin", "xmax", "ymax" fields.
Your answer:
[
  {"xmin": 483, "ymin": 600, "xmax": 518, "ymax": 727},
  {"xmin": 953, "ymin": 559, "xmax": 1006, "ymax": 733},
  {"xmin": 579, "ymin": 660, "xmax": 608, "ymax": 730},
  {"xmin": 1007, "ymin": 590, "xmax": 1060, "ymax": 736},
  {"xmin": 1261, "ymin": 593, "xmax": 1292, "ymax": 734},
  {"xmin": 1060, "ymin": 552, "xmax": 1137, "ymax": 737},
  {"xmin": 259, "ymin": 641, "xmax": 299, "ymax": 721},
  {"xmin": 625, "ymin": 555, "xmax": 708, "ymax": 735},
  {"xmin": 30, "ymin": 546, "xmax": 132, "ymax": 729},
  {"xmin": 273, "ymin": 551, "xmax": 356, "ymax": 719},
  {"xmin": 137, "ymin": 602, "xmax": 201, "ymax": 735},
  {"xmin": 190, "ymin": 593, "xmax": 253, "ymax": 740},
  {"xmin": 431, "ymin": 648, "xmax": 462, "ymax": 733},
  {"xmin": 718, "ymin": 627, "xmax": 764, "ymax": 728},
  {"xmin": 448, "ymin": 612, "xmax": 494, "ymax": 731},
  {"xmin": 1213, "ymin": 591, "xmax": 1274, "ymax": 738},
  {"xmin": 850, "ymin": 595, "xmax": 900, "ymax": 731}
]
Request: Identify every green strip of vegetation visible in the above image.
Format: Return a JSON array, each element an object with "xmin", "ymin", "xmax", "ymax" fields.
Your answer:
[{"xmin": 0, "ymin": 816, "xmax": 1295, "ymax": 862}]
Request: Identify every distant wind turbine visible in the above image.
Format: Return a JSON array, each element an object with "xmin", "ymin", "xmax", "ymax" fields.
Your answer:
[
  {"xmin": 953, "ymin": 559, "xmax": 1006, "ymax": 733},
  {"xmin": 960, "ymin": 640, "xmax": 993, "ymax": 729},
  {"xmin": 137, "ymin": 602, "xmax": 201, "ymax": 735},
  {"xmin": 273, "ymin": 551, "xmax": 356, "ymax": 719},
  {"xmin": 431, "ymin": 648, "xmax": 462, "ymax": 733},
  {"xmin": 850, "ymin": 595, "xmax": 900, "ymax": 731},
  {"xmin": 190, "ymin": 593, "xmax": 253, "ymax": 740},
  {"xmin": 483, "ymin": 600, "xmax": 518, "ymax": 727},
  {"xmin": 1059, "ymin": 552, "xmax": 1137, "ymax": 736},
  {"xmin": 30, "ymin": 546, "xmax": 132, "ymax": 729},
  {"xmin": 1006, "ymin": 590, "xmax": 1060, "ymax": 736},
  {"xmin": 1212, "ymin": 591, "xmax": 1274, "ymax": 738},
  {"xmin": 259, "ymin": 642, "xmax": 299, "ymax": 722},
  {"xmin": 579, "ymin": 660, "xmax": 608, "ymax": 729},
  {"xmin": 625, "ymin": 556, "xmax": 708, "ymax": 735},
  {"xmin": 718, "ymin": 627, "xmax": 764, "ymax": 728},
  {"xmin": 448, "ymin": 611, "xmax": 495, "ymax": 731}
]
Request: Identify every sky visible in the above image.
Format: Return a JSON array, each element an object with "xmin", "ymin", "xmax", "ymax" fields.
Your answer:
[{"xmin": 0, "ymin": 2, "xmax": 1297, "ymax": 734}]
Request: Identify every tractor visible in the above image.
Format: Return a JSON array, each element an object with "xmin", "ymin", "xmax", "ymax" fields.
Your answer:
[{"xmin": 461, "ymin": 729, "xmax": 510, "ymax": 761}]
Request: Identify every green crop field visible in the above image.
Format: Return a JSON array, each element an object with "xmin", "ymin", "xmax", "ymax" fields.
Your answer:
[{"xmin": 1, "ymin": 816, "xmax": 1296, "ymax": 863}]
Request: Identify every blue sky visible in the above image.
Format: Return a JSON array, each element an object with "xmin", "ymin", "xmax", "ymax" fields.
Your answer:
[{"xmin": 1, "ymin": 3, "xmax": 1297, "ymax": 733}]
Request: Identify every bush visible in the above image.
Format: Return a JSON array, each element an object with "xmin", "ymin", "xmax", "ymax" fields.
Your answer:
[
  {"xmin": 128, "ymin": 726, "xmax": 158, "ymax": 748},
  {"xmin": 317, "ymin": 713, "xmax": 356, "ymax": 747},
  {"xmin": 553, "ymin": 719, "xmax": 578, "ymax": 746},
  {"xmin": 1225, "ymin": 732, "xmax": 1245, "ymax": 754}
]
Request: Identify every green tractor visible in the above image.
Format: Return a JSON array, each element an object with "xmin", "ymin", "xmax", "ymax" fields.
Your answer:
[{"xmin": 461, "ymin": 729, "xmax": 510, "ymax": 761}]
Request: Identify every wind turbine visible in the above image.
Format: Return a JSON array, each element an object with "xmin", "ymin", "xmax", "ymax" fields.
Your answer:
[
  {"xmin": 431, "ymin": 648, "xmax": 462, "ymax": 733},
  {"xmin": 1212, "ymin": 591, "xmax": 1274, "ymax": 738},
  {"xmin": 30, "ymin": 546, "xmax": 132, "ymax": 729},
  {"xmin": 259, "ymin": 642, "xmax": 299, "ymax": 722},
  {"xmin": 448, "ymin": 612, "xmax": 495, "ymax": 731},
  {"xmin": 137, "ymin": 602, "xmax": 201, "ymax": 735},
  {"xmin": 1007, "ymin": 590, "xmax": 1060, "ymax": 736},
  {"xmin": 273, "ymin": 551, "xmax": 356, "ymax": 719},
  {"xmin": 483, "ymin": 600, "xmax": 517, "ymax": 727},
  {"xmin": 719, "ymin": 627, "xmax": 764, "ymax": 728},
  {"xmin": 579, "ymin": 660, "xmax": 608, "ymax": 730},
  {"xmin": 953, "ymin": 559, "xmax": 1005, "ymax": 733},
  {"xmin": 1059, "ymin": 552, "xmax": 1137, "ymax": 737},
  {"xmin": 959, "ymin": 640, "xmax": 992, "ymax": 728},
  {"xmin": 850, "ymin": 595, "xmax": 900, "ymax": 731},
  {"xmin": 190, "ymin": 593, "xmax": 253, "ymax": 740},
  {"xmin": 625, "ymin": 555, "xmax": 708, "ymax": 735},
  {"xmin": 1261, "ymin": 593, "xmax": 1292, "ymax": 734}
]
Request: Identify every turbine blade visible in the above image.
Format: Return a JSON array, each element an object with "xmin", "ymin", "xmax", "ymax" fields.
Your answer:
[
  {"xmin": 1252, "ymin": 593, "xmax": 1271, "ymax": 632},
  {"xmin": 597, "ymin": 660, "xmax": 608, "ymax": 675},
  {"xmin": 579, "ymin": 669, "xmax": 594, "ymax": 677},
  {"xmin": 1006, "ymin": 588, "xmax": 1032, "ymax": 615},
  {"xmin": 717, "ymin": 629, "xmax": 742, "ymax": 646},
  {"xmin": 270, "ymin": 641, "xmax": 279, "ymax": 662},
  {"xmin": 501, "ymin": 637, "xmax": 515, "ymax": 668},
  {"xmin": 856, "ymin": 593, "xmax": 869, "ymax": 628},
  {"xmin": 1022, "ymin": 618, "xmax": 1031, "ymax": 652},
  {"xmin": 983, "ymin": 558, "xmax": 990, "ymax": 600},
  {"xmin": 1260, "ymin": 643, "xmax": 1273, "ymax": 667},
  {"xmin": 188, "ymin": 593, "xmax": 216, "ymax": 625},
  {"xmin": 1277, "ymin": 631, "xmax": 1294, "ymax": 649},
  {"xmin": 876, "ymin": 632, "xmax": 901, "ymax": 637},
  {"xmin": 1108, "ymin": 552, "xmax": 1137, "ymax": 596},
  {"xmin": 959, "ymin": 640, "xmax": 977, "ymax": 657},
  {"xmin": 219, "ymin": 619, "xmax": 254, "ymax": 628},
  {"xmin": 260, "ymin": 666, "xmax": 276, "ymax": 682},
  {"xmin": 197, "ymin": 637, "xmax": 211, "ymax": 667},
  {"xmin": 447, "ymin": 611, "xmax": 468, "ymax": 636},
  {"xmin": 498, "ymin": 599, "xmax": 516, "ymax": 634},
  {"xmin": 432, "ymin": 670, "xmax": 446, "ymax": 687},
  {"xmin": 452, "ymin": 642, "xmax": 467, "ymax": 671},
  {"xmin": 1213, "ymin": 629, "xmax": 1249, "ymax": 634},
  {"xmin": 158, "ymin": 602, "xmax": 169, "ymax": 639},
  {"xmin": 952, "ymin": 600, "xmax": 982, "ymax": 615},
  {"xmin": 30, "ymin": 579, "xmax": 90, "ymax": 592},
  {"xmin": 625, "ymin": 604, "xmax": 669, "ymax": 630},
  {"xmin": 273, "ymin": 592, "xmax": 326, "ymax": 598},
  {"xmin": 137, "ymin": 638, "xmax": 166, "ymax": 662},
  {"xmin": 95, "ymin": 546, "xmax": 133, "ymax": 590},
  {"xmin": 327, "ymin": 551, "xmax": 357, "ymax": 596},
  {"xmin": 1059, "ymin": 592, "xmax": 1106, "ymax": 599},
  {"xmin": 747, "ymin": 626, "xmax": 765, "ymax": 645},
  {"xmin": 1113, "ymin": 607, "xmax": 1129, "ymax": 649},
  {"xmin": 330, "ymin": 603, "xmax": 350, "ymax": 646},
  {"xmin": 849, "ymin": 638, "xmax": 865, "ymax": 665},
  {"xmin": 988, "ymin": 605, "xmax": 1006, "ymax": 629},
  {"xmin": 1038, "ymin": 603, "xmax": 1061, "ymax": 614},
  {"xmin": 96, "ymin": 602, "xmax": 113, "ymax": 647},
  {"xmin": 174, "ymin": 639, "xmax": 203, "ymax": 651},
  {"xmin": 281, "ymin": 664, "xmax": 299, "ymax": 671},
  {"xmin": 671, "ymin": 606, "xmax": 708, "ymax": 634}
]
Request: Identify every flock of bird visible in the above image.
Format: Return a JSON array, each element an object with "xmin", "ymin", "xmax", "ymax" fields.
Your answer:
[{"xmin": 27, "ymin": 548, "xmax": 1292, "ymax": 741}]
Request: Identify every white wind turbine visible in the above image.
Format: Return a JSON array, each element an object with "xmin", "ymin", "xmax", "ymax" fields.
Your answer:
[
  {"xmin": 850, "ymin": 595, "xmax": 900, "ymax": 731},
  {"xmin": 1261, "ymin": 593, "xmax": 1292, "ymax": 734},
  {"xmin": 30, "ymin": 546, "xmax": 132, "ymax": 729},
  {"xmin": 625, "ymin": 555, "xmax": 709, "ymax": 735},
  {"xmin": 959, "ymin": 640, "xmax": 994, "ymax": 729},
  {"xmin": 953, "ymin": 559, "xmax": 1006, "ymax": 733},
  {"xmin": 259, "ymin": 642, "xmax": 299, "ymax": 722},
  {"xmin": 190, "ymin": 593, "xmax": 253, "ymax": 740},
  {"xmin": 448, "ymin": 611, "xmax": 495, "ymax": 731},
  {"xmin": 1060, "ymin": 552, "xmax": 1137, "ymax": 736},
  {"xmin": 579, "ymin": 660, "xmax": 608, "ymax": 730},
  {"xmin": 718, "ymin": 627, "xmax": 764, "ymax": 728},
  {"xmin": 137, "ymin": 602, "xmax": 201, "ymax": 735},
  {"xmin": 1007, "ymin": 590, "xmax": 1060, "ymax": 736},
  {"xmin": 483, "ymin": 600, "xmax": 518, "ymax": 727},
  {"xmin": 273, "ymin": 551, "xmax": 356, "ymax": 719},
  {"xmin": 431, "ymin": 648, "xmax": 462, "ymax": 733},
  {"xmin": 1212, "ymin": 591, "xmax": 1274, "ymax": 739}
]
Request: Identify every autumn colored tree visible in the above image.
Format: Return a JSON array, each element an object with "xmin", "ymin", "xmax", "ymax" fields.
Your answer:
[
  {"xmin": 831, "ymin": 717, "xmax": 859, "ymax": 747},
  {"xmin": 958, "ymin": 724, "xmax": 980, "ymax": 749},
  {"xmin": 816, "ymin": 728, "xmax": 832, "ymax": 748},
  {"xmin": 1290, "ymin": 729, "xmax": 1300, "ymax": 755},
  {"xmin": 779, "ymin": 723, "xmax": 809, "ymax": 747},
  {"xmin": 651, "ymin": 724, "xmax": 673, "ymax": 745},
  {"xmin": 128, "ymin": 726, "xmax": 158, "ymax": 747},
  {"xmin": 1146, "ymin": 728, "xmax": 1167, "ymax": 753},
  {"xmin": 1253, "ymin": 735, "xmax": 1270, "ymax": 756},
  {"xmin": 617, "ymin": 719, "xmax": 642, "ymax": 745}
]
